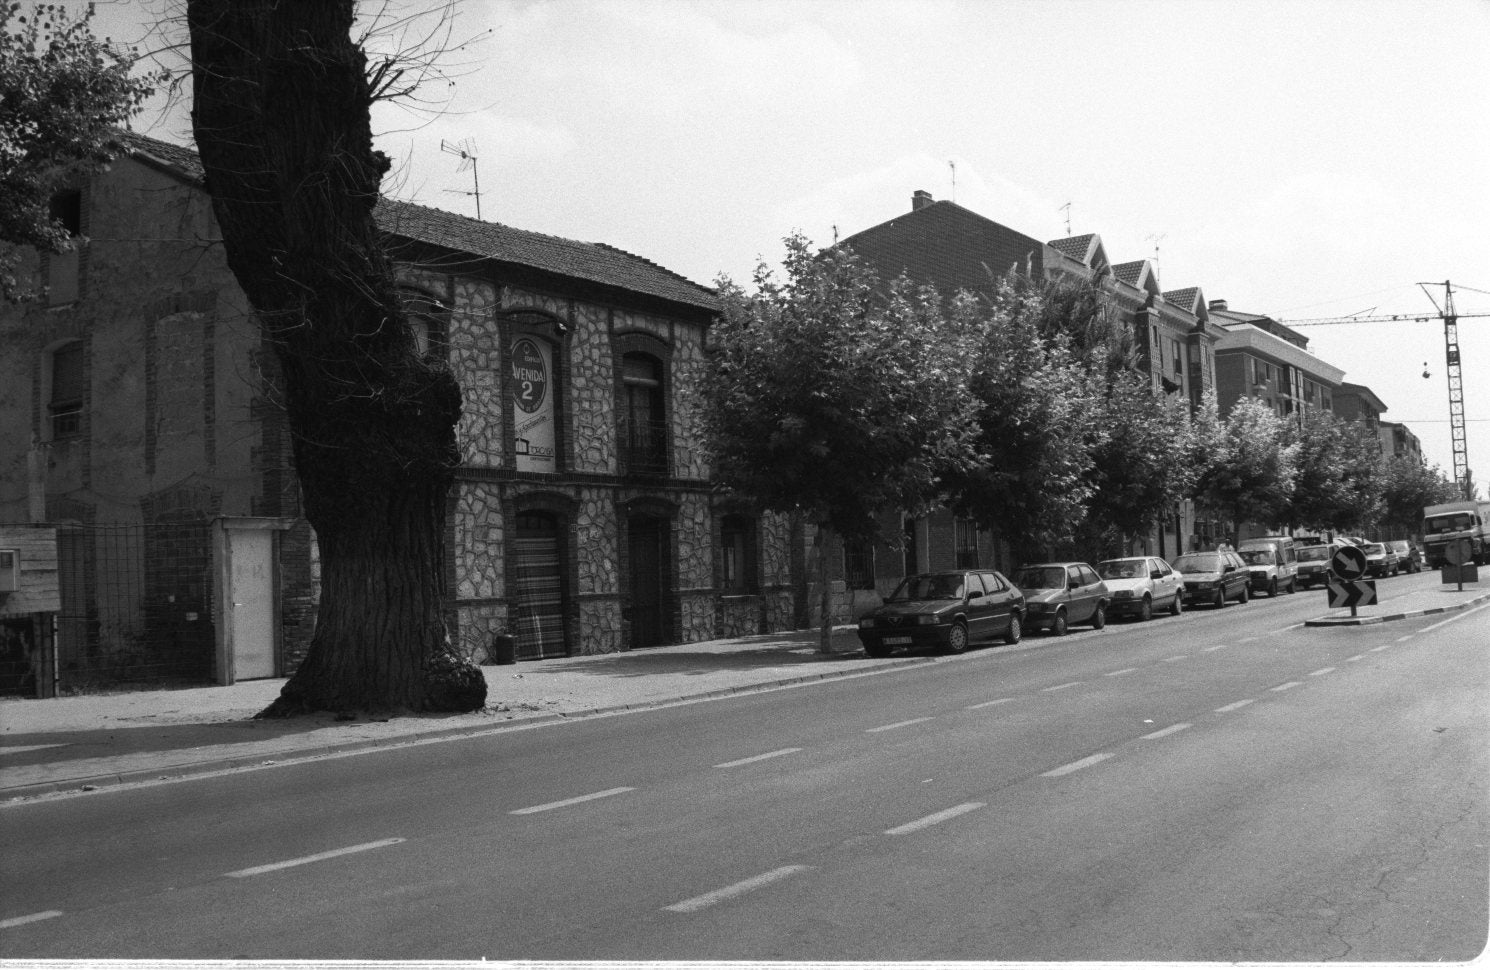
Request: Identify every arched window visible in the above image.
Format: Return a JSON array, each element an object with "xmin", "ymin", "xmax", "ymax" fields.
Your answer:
[{"xmin": 620, "ymin": 352, "xmax": 666, "ymax": 475}]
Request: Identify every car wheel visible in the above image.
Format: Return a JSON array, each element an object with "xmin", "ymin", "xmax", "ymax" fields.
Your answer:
[
  {"xmin": 1050, "ymin": 609, "xmax": 1068, "ymax": 636},
  {"xmin": 1268, "ymin": 578, "xmax": 1277, "ymax": 597},
  {"xmin": 1213, "ymin": 588, "xmax": 1225, "ymax": 608},
  {"xmin": 1239, "ymin": 585, "xmax": 1249, "ymax": 604},
  {"xmin": 1004, "ymin": 613, "xmax": 1022, "ymax": 645},
  {"xmin": 864, "ymin": 641, "xmax": 892, "ymax": 659},
  {"xmin": 1090, "ymin": 603, "xmax": 1106, "ymax": 630},
  {"xmin": 1138, "ymin": 595, "xmax": 1152, "ymax": 622},
  {"xmin": 946, "ymin": 620, "xmax": 970, "ymax": 653},
  {"xmin": 1170, "ymin": 592, "xmax": 1183, "ymax": 615},
  {"xmin": 1287, "ymin": 578, "xmax": 1297, "ymax": 594}
]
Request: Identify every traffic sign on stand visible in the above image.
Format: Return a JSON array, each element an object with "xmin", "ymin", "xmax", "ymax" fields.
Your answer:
[
  {"xmin": 1327, "ymin": 579, "xmax": 1377, "ymax": 612},
  {"xmin": 1329, "ymin": 544, "xmax": 1368, "ymax": 581},
  {"xmin": 1444, "ymin": 538, "xmax": 1474, "ymax": 567}
]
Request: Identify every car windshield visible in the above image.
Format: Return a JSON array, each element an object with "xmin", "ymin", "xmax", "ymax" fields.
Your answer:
[
  {"xmin": 1388, "ymin": 542, "xmax": 1409, "ymax": 553},
  {"xmin": 1096, "ymin": 560, "xmax": 1143, "ymax": 579},
  {"xmin": 887, "ymin": 574, "xmax": 965, "ymax": 601},
  {"xmin": 1239, "ymin": 550, "xmax": 1273, "ymax": 565},
  {"xmin": 1015, "ymin": 567, "xmax": 1067, "ymax": 589},
  {"xmin": 1297, "ymin": 546, "xmax": 1330, "ymax": 562},
  {"xmin": 1174, "ymin": 553, "xmax": 1222, "ymax": 574},
  {"xmin": 1363, "ymin": 543, "xmax": 1385, "ymax": 555},
  {"xmin": 1426, "ymin": 513, "xmax": 1474, "ymax": 533}
]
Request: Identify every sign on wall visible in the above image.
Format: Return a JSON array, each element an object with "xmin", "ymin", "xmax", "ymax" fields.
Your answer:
[{"xmin": 512, "ymin": 337, "xmax": 555, "ymax": 473}]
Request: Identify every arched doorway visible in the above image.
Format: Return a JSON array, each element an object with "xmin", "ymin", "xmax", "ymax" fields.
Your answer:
[{"xmin": 513, "ymin": 510, "xmax": 567, "ymax": 659}]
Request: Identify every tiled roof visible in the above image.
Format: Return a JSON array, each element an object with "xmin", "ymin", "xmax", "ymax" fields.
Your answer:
[
  {"xmin": 1112, "ymin": 260, "xmax": 1149, "ymax": 286},
  {"xmin": 837, "ymin": 199, "xmax": 1045, "ymax": 297},
  {"xmin": 1163, "ymin": 287, "xmax": 1202, "ymax": 313},
  {"xmin": 112, "ymin": 131, "xmax": 717, "ymax": 314},
  {"xmin": 1047, "ymin": 233, "xmax": 1097, "ymax": 261}
]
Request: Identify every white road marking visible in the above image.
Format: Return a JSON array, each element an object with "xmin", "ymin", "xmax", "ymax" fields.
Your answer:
[
  {"xmin": 1042, "ymin": 681, "xmax": 1082, "ymax": 692},
  {"xmin": 965, "ymin": 698, "xmax": 1016, "ymax": 709},
  {"xmin": 866, "ymin": 717, "xmax": 934, "ymax": 733},
  {"xmin": 1161, "ymin": 655, "xmax": 1189, "ymax": 663},
  {"xmin": 1202, "ymin": 644, "xmax": 1227, "ymax": 652},
  {"xmin": 1370, "ymin": 645, "xmax": 1390, "ymax": 652},
  {"xmin": 1104, "ymin": 668, "xmax": 1139, "ymax": 677},
  {"xmin": 510, "ymin": 787, "xmax": 635, "ymax": 815},
  {"xmin": 1215, "ymin": 699, "xmax": 1255, "ymax": 713},
  {"xmin": 1271, "ymin": 681, "xmax": 1304, "ymax": 692},
  {"xmin": 1396, "ymin": 635, "xmax": 1414, "ymax": 643},
  {"xmin": 663, "ymin": 866, "xmax": 813, "ymax": 913},
  {"xmin": 1275, "ymin": 623, "xmax": 1304, "ymax": 632},
  {"xmin": 1141, "ymin": 723, "xmax": 1191, "ymax": 740},
  {"xmin": 1239, "ymin": 636, "xmax": 1259, "ymax": 643},
  {"xmin": 1042, "ymin": 753, "xmax": 1114, "ymax": 777},
  {"xmin": 0, "ymin": 911, "xmax": 63, "ymax": 930},
  {"xmin": 884, "ymin": 802, "xmax": 985, "ymax": 835},
  {"xmin": 225, "ymin": 838, "xmax": 405, "ymax": 878},
  {"xmin": 714, "ymin": 748, "xmax": 801, "ymax": 768},
  {"xmin": 0, "ymin": 744, "xmax": 69, "ymax": 756},
  {"xmin": 1309, "ymin": 667, "xmax": 1336, "ymax": 677},
  {"xmin": 1423, "ymin": 602, "xmax": 1490, "ymax": 631},
  {"xmin": 1345, "ymin": 654, "xmax": 1365, "ymax": 662}
]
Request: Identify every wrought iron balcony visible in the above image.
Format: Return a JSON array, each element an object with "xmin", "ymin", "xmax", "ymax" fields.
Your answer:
[{"xmin": 619, "ymin": 417, "xmax": 669, "ymax": 476}]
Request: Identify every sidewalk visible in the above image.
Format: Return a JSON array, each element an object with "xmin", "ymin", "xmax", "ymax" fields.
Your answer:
[
  {"xmin": 4, "ymin": 581, "xmax": 1487, "ymax": 803},
  {"xmin": 1, "ymin": 625, "xmax": 933, "ymax": 802}
]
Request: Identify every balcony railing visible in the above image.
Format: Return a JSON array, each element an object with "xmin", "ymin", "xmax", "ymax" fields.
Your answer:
[{"xmin": 619, "ymin": 418, "xmax": 669, "ymax": 476}]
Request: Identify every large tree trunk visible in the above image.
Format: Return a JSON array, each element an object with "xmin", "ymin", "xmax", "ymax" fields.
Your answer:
[{"xmin": 187, "ymin": 0, "xmax": 484, "ymax": 714}]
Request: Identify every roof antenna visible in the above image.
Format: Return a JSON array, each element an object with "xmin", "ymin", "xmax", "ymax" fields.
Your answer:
[
  {"xmin": 1146, "ymin": 233, "xmax": 1167, "ymax": 285},
  {"xmin": 1060, "ymin": 202, "xmax": 1072, "ymax": 236},
  {"xmin": 440, "ymin": 138, "xmax": 482, "ymax": 220},
  {"xmin": 948, "ymin": 160, "xmax": 957, "ymax": 201}
]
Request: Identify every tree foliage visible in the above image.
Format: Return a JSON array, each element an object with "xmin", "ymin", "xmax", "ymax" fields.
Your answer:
[
  {"xmin": 1379, "ymin": 455, "xmax": 1460, "ymax": 536},
  {"xmin": 1190, "ymin": 397, "xmax": 1299, "ymax": 535},
  {"xmin": 1, "ymin": 2, "xmax": 163, "ymax": 300},
  {"xmin": 1281, "ymin": 409, "xmax": 1382, "ymax": 533},
  {"xmin": 706, "ymin": 234, "xmax": 977, "ymax": 650}
]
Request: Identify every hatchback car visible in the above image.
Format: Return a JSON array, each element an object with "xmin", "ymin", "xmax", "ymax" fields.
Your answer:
[
  {"xmin": 1173, "ymin": 550, "xmax": 1251, "ymax": 607},
  {"xmin": 1386, "ymin": 539, "xmax": 1421, "ymax": 574},
  {"xmin": 1295, "ymin": 543, "xmax": 1337, "ymax": 588},
  {"xmin": 857, "ymin": 570, "xmax": 1025, "ymax": 657},
  {"xmin": 1095, "ymin": 556, "xmax": 1184, "ymax": 621},
  {"xmin": 1013, "ymin": 562, "xmax": 1109, "ymax": 635},
  {"xmin": 1361, "ymin": 542, "xmax": 1400, "ymax": 577}
]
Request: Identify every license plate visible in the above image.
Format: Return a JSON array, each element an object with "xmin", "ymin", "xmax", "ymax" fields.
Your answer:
[{"xmin": 883, "ymin": 636, "xmax": 913, "ymax": 645}]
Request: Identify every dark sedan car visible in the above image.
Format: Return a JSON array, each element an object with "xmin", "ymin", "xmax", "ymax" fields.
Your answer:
[
  {"xmin": 1386, "ymin": 539, "xmax": 1422, "ymax": 573},
  {"xmin": 857, "ymin": 570, "xmax": 1025, "ymax": 657},
  {"xmin": 1174, "ymin": 550, "xmax": 1251, "ymax": 607}
]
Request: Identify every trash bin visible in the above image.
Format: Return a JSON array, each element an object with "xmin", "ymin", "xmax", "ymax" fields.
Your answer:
[{"xmin": 489, "ymin": 633, "xmax": 517, "ymax": 665}]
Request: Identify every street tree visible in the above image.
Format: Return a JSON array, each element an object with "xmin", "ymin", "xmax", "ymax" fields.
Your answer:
[
  {"xmin": 187, "ymin": 0, "xmax": 484, "ymax": 714},
  {"xmin": 1282, "ymin": 409, "xmax": 1382, "ymax": 534},
  {"xmin": 945, "ymin": 275, "xmax": 1105, "ymax": 564},
  {"xmin": 705, "ymin": 234, "xmax": 977, "ymax": 653},
  {"xmin": 1379, "ymin": 455, "xmax": 1460, "ymax": 537},
  {"xmin": 1, "ymin": 1, "xmax": 163, "ymax": 301},
  {"xmin": 1189, "ymin": 397, "xmax": 1299, "ymax": 538}
]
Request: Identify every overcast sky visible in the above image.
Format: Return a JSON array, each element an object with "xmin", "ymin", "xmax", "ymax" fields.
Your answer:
[{"xmin": 97, "ymin": 0, "xmax": 1490, "ymax": 489}]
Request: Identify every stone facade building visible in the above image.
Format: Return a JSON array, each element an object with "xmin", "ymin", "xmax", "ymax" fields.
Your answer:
[{"xmin": 0, "ymin": 133, "xmax": 799, "ymax": 689}]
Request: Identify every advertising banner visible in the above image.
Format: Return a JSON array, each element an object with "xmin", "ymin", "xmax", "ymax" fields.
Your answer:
[{"xmin": 512, "ymin": 337, "xmax": 554, "ymax": 473}]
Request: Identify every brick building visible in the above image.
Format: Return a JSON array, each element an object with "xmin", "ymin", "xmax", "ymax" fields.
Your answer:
[{"xmin": 0, "ymin": 133, "xmax": 800, "ymax": 690}]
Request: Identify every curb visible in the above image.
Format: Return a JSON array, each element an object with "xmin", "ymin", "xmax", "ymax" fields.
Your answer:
[
  {"xmin": 1, "ymin": 650, "xmax": 939, "ymax": 804},
  {"xmin": 1302, "ymin": 589, "xmax": 1490, "ymax": 627}
]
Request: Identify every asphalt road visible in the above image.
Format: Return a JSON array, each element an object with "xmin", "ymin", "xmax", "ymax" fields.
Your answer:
[{"xmin": 2, "ymin": 573, "xmax": 1486, "ymax": 962}]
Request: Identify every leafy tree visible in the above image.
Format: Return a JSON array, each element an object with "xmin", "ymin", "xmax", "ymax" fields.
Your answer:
[
  {"xmin": 0, "ymin": 1, "xmax": 163, "ymax": 300},
  {"xmin": 945, "ymin": 275, "xmax": 1104, "ymax": 564},
  {"xmin": 1282, "ymin": 409, "xmax": 1382, "ymax": 534},
  {"xmin": 187, "ymin": 0, "xmax": 484, "ymax": 714},
  {"xmin": 1379, "ymin": 455, "xmax": 1460, "ymax": 537},
  {"xmin": 705, "ymin": 234, "xmax": 977, "ymax": 653},
  {"xmin": 1190, "ymin": 397, "xmax": 1298, "ymax": 538}
]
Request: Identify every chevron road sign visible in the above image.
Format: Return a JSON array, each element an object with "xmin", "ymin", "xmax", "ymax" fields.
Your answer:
[
  {"xmin": 1327, "ymin": 579, "xmax": 1377, "ymax": 610},
  {"xmin": 1329, "ymin": 544, "xmax": 1368, "ymax": 581}
]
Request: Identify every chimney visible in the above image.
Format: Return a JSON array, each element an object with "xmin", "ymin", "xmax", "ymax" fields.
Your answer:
[
  {"xmin": 912, "ymin": 189, "xmax": 934, "ymax": 211},
  {"xmin": 1208, "ymin": 299, "xmax": 1229, "ymax": 312}
]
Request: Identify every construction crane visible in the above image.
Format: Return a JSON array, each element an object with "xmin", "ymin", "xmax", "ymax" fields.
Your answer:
[{"xmin": 1281, "ymin": 281, "xmax": 1490, "ymax": 499}]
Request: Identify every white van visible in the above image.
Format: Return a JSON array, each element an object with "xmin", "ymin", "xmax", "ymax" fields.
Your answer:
[{"xmin": 1237, "ymin": 535, "xmax": 1298, "ymax": 596}]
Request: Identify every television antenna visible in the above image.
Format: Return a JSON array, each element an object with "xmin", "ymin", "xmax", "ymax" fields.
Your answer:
[
  {"xmin": 1059, "ymin": 202, "xmax": 1072, "ymax": 236},
  {"xmin": 1145, "ymin": 233, "xmax": 1166, "ymax": 284},
  {"xmin": 440, "ymin": 138, "xmax": 482, "ymax": 220}
]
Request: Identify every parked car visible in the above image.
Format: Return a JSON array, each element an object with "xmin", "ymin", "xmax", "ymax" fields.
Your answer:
[
  {"xmin": 1338, "ymin": 535, "xmax": 1368, "ymax": 547},
  {"xmin": 1386, "ymin": 539, "xmax": 1422, "ymax": 573},
  {"xmin": 1237, "ymin": 535, "xmax": 1298, "ymax": 596},
  {"xmin": 1095, "ymin": 556, "xmax": 1184, "ymax": 620},
  {"xmin": 1295, "ymin": 543, "xmax": 1340, "ymax": 588},
  {"xmin": 1361, "ymin": 542, "xmax": 1400, "ymax": 577},
  {"xmin": 857, "ymin": 570, "xmax": 1025, "ymax": 657},
  {"xmin": 1014, "ymin": 562, "xmax": 1109, "ymax": 635},
  {"xmin": 1173, "ymin": 550, "xmax": 1251, "ymax": 607}
]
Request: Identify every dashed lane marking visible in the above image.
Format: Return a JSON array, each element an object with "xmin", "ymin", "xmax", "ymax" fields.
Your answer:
[
  {"xmin": 1309, "ymin": 667, "xmax": 1336, "ymax": 677},
  {"xmin": 1215, "ymin": 699, "xmax": 1255, "ymax": 713},
  {"xmin": 0, "ymin": 744, "xmax": 69, "ymax": 756},
  {"xmin": 1161, "ymin": 655, "xmax": 1189, "ymax": 663},
  {"xmin": 1042, "ymin": 753, "xmax": 1114, "ymax": 777},
  {"xmin": 663, "ymin": 866, "xmax": 813, "ymax": 913},
  {"xmin": 1042, "ymin": 682, "xmax": 1082, "ymax": 692},
  {"xmin": 1141, "ymin": 723, "xmax": 1191, "ymax": 740},
  {"xmin": 1239, "ymin": 636, "xmax": 1259, "ymax": 643},
  {"xmin": 510, "ymin": 787, "xmax": 635, "ymax": 815},
  {"xmin": 1345, "ymin": 654, "xmax": 1365, "ymax": 662},
  {"xmin": 0, "ymin": 911, "xmax": 63, "ymax": 930},
  {"xmin": 965, "ymin": 698, "xmax": 1016, "ymax": 710},
  {"xmin": 1202, "ymin": 644, "xmax": 1227, "ymax": 652},
  {"xmin": 1396, "ymin": 634, "xmax": 1414, "ymax": 643},
  {"xmin": 714, "ymin": 748, "xmax": 801, "ymax": 768},
  {"xmin": 1270, "ymin": 681, "xmax": 1304, "ymax": 692},
  {"xmin": 1104, "ymin": 668, "xmax": 1139, "ymax": 677},
  {"xmin": 1370, "ymin": 645, "xmax": 1390, "ymax": 652},
  {"xmin": 1276, "ymin": 623, "xmax": 1304, "ymax": 632},
  {"xmin": 866, "ymin": 717, "xmax": 934, "ymax": 733},
  {"xmin": 225, "ymin": 838, "xmax": 405, "ymax": 878},
  {"xmin": 884, "ymin": 802, "xmax": 985, "ymax": 836}
]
